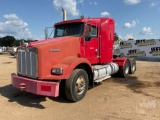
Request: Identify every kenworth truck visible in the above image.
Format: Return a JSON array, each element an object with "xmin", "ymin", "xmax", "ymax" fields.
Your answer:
[{"xmin": 11, "ymin": 15, "xmax": 136, "ymax": 102}]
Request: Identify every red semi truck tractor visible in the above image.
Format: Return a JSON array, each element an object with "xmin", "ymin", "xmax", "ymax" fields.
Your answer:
[{"xmin": 11, "ymin": 17, "xmax": 136, "ymax": 102}]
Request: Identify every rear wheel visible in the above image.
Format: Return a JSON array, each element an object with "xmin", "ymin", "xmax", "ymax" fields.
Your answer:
[
  {"xmin": 129, "ymin": 58, "xmax": 136, "ymax": 74},
  {"xmin": 65, "ymin": 69, "xmax": 88, "ymax": 102},
  {"xmin": 119, "ymin": 60, "xmax": 130, "ymax": 78}
]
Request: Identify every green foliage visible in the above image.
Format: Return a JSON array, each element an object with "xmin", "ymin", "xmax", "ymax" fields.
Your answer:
[
  {"xmin": 0, "ymin": 36, "xmax": 15, "ymax": 47},
  {"xmin": 12, "ymin": 40, "xmax": 21, "ymax": 46},
  {"xmin": 114, "ymin": 33, "xmax": 119, "ymax": 41},
  {"xmin": 128, "ymin": 38, "xmax": 134, "ymax": 40},
  {"xmin": 0, "ymin": 36, "xmax": 35, "ymax": 47}
]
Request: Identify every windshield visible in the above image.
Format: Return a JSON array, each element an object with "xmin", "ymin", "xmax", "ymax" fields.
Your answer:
[{"xmin": 54, "ymin": 22, "xmax": 84, "ymax": 38}]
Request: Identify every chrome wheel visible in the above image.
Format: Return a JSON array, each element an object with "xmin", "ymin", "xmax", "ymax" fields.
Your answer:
[
  {"xmin": 132, "ymin": 64, "xmax": 136, "ymax": 72},
  {"xmin": 65, "ymin": 69, "xmax": 88, "ymax": 102},
  {"xmin": 76, "ymin": 76, "xmax": 86, "ymax": 95},
  {"xmin": 125, "ymin": 65, "xmax": 129, "ymax": 75}
]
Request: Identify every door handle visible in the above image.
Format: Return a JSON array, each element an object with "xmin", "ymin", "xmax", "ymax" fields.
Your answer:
[{"xmin": 95, "ymin": 49, "xmax": 98, "ymax": 55}]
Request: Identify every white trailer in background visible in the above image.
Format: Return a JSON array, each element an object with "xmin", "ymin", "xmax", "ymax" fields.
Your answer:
[
  {"xmin": 114, "ymin": 39, "xmax": 160, "ymax": 61},
  {"xmin": 0, "ymin": 46, "xmax": 7, "ymax": 55}
]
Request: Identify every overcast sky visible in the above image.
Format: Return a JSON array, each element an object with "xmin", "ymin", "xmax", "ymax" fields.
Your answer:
[{"xmin": 0, "ymin": 0, "xmax": 160, "ymax": 40}]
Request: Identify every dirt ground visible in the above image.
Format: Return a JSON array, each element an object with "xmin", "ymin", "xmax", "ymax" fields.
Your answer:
[{"xmin": 0, "ymin": 55, "xmax": 160, "ymax": 120}]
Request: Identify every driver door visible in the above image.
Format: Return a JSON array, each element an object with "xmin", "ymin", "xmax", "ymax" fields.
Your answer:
[{"xmin": 85, "ymin": 21, "xmax": 100, "ymax": 64}]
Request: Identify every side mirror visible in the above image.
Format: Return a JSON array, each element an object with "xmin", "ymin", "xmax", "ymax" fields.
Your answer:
[
  {"xmin": 88, "ymin": 27, "xmax": 93, "ymax": 32},
  {"xmin": 45, "ymin": 27, "xmax": 48, "ymax": 39},
  {"xmin": 44, "ymin": 27, "xmax": 54, "ymax": 39},
  {"xmin": 85, "ymin": 27, "xmax": 92, "ymax": 41}
]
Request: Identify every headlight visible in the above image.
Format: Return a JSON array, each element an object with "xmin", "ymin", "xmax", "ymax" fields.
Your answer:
[{"xmin": 51, "ymin": 68, "xmax": 63, "ymax": 75}]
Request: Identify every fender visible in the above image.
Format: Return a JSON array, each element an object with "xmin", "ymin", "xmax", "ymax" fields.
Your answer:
[
  {"xmin": 46, "ymin": 56, "xmax": 93, "ymax": 80},
  {"xmin": 61, "ymin": 56, "xmax": 93, "ymax": 79},
  {"xmin": 113, "ymin": 57, "xmax": 129, "ymax": 66}
]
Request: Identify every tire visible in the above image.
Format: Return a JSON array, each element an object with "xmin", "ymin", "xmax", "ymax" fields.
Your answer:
[
  {"xmin": 65, "ymin": 69, "xmax": 88, "ymax": 102},
  {"xmin": 119, "ymin": 53, "xmax": 125, "ymax": 57},
  {"xmin": 129, "ymin": 58, "xmax": 136, "ymax": 74},
  {"xmin": 119, "ymin": 60, "xmax": 130, "ymax": 78},
  {"xmin": 14, "ymin": 52, "xmax": 17, "ymax": 58}
]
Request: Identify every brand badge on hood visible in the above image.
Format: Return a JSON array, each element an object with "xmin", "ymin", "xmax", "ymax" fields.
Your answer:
[{"xmin": 50, "ymin": 49, "xmax": 60, "ymax": 52}]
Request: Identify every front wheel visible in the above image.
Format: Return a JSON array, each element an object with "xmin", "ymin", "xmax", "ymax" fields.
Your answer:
[{"xmin": 65, "ymin": 69, "xmax": 88, "ymax": 102}]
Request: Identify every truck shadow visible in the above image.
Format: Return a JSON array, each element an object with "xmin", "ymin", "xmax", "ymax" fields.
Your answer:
[
  {"xmin": 1, "ymin": 76, "xmax": 160, "ymax": 108},
  {"xmin": 0, "ymin": 84, "xmax": 71, "ymax": 109},
  {"xmin": 111, "ymin": 76, "xmax": 160, "ymax": 99},
  {"xmin": 0, "ymin": 84, "xmax": 46, "ymax": 109}
]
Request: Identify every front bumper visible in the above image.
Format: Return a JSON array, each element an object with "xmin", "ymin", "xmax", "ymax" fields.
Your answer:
[{"xmin": 11, "ymin": 73, "xmax": 60, "ymax": 97}]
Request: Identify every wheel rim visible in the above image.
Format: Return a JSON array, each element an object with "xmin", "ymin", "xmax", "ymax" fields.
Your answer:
[
  {"xmin": 132, "ymin": 64, "xmax": 136, "ymax": 72},
  {"xmin": 75, "ymin": 76, "xmax": 86, "ymax": 95},
  {"xmin": 125, "ymin": 65, "xmax": 129, "ymax": 75}
]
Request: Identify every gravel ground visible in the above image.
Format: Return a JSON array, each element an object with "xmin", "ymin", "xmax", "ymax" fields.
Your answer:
[{"xmin": 0, "ymin": 55, "xmax": 160, "ymax": 120}]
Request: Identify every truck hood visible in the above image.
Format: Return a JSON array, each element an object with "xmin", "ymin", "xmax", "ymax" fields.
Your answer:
[
  {"xmin": 28, "ymin": 36, "xmax": 77, "ymax": 47},
  {"xmin": 28, "ymin": 36, "xmax": 81, "ymax": 79}
]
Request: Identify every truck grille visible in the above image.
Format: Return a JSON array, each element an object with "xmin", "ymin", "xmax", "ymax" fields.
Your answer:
[{"xmin": 17, "ymin": 47, "xmax": 38, "ymax": 78}]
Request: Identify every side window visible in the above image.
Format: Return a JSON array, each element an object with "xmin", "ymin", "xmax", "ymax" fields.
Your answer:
[
  {"xmin": 91, "ymin": 26, "xmax": 98, "ymax": 37},
  {"xmin": 86, "ymin": 25, "xmax": 98, "ymax": 38}
]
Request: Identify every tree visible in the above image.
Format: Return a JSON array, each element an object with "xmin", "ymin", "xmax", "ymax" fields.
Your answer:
[
  {"xmin": 0, "ymin": 36, "xmax": 36, "ymax": 47},
  {"xmin": 12, "ymin": 40, "xmax": 21, "ymax": 46},
  {"xmin": 128, "ymin": 38, "xmax": 134, "ymax": 40},
  {"xmin": 0, "ymin": 37, "xmax": 2, "ymax": 46},
  {"xmin": 114, "ymin": 33, "xmax": 119, "ymax": 41},
  {"xmin": 0, "ymin": 36, "xmax": 16, "ymax": 47}
]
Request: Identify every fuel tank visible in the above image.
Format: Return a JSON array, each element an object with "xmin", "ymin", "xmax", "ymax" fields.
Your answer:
[{"xmin": 93, "ymin": 62, "xmax": 119, "ymax": 81}]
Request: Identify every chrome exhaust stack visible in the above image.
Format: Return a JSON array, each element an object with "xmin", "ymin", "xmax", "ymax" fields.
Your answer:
[{"xmin": 62, "ymin": 8, "xmax": 67, "ymax": 21}]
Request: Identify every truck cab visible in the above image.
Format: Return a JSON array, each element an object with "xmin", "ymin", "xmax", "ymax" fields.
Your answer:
[
  {"xmin": 11, "ymin": 17, "xmax": 136, "ymax": 102},
  {"xmin": 53, "ymin": 17, "xmax": 115, "ymax": 64}
]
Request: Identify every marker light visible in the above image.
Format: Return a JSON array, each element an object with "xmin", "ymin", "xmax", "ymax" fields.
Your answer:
[{"xmin": 51, "ymin": 68, "xmax": 63, "ymax": 75}]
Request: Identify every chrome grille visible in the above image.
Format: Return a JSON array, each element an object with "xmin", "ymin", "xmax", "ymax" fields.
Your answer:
[{"xmin": 17, "ymin": 47, "xmax": 38, "ymax": 78}]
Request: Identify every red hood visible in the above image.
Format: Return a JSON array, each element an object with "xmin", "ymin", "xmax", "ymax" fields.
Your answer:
[
  {"xmin": 28, "ymin": 36, "xmax": 81, "ymax": 79},
  {"xmin": 28, "ymin": 36, "xmax": 77, "ymax": 46}
]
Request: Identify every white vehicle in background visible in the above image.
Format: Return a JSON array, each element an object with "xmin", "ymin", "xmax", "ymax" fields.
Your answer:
[
  {"xmin": 10, "ymin": 47, "xmax": 17, "ymax": 57},
  {"xmin": 0, "ymin": 47, "xmax": 2, "ymax": 55}
]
